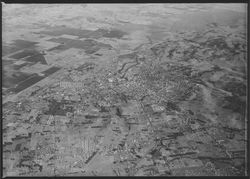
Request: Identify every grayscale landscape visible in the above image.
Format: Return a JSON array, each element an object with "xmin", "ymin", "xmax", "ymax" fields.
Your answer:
[{"xmin": 2, "ymin": 3, "xmax": 247, "ymax": 176}]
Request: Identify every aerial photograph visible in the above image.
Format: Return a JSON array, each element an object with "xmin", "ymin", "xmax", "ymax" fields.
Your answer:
[{"xmin": 2, "ymin": 3, "xmax": 248, "ymax": 176}]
